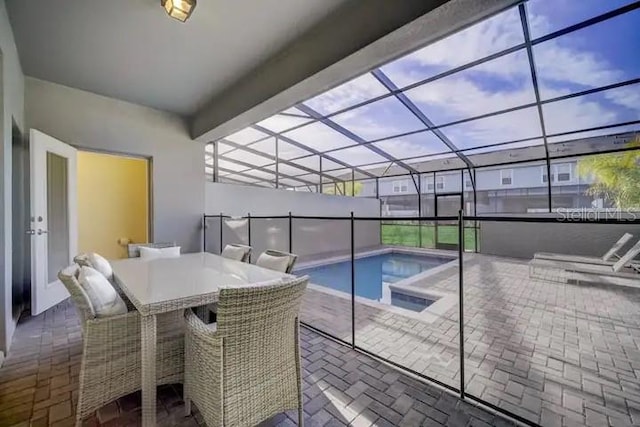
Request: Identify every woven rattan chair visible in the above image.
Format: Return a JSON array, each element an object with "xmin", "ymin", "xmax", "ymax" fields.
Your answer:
[
  {"xmin": 127, "ymin": 241, "xmax": 177, "ymax": 258},
  {"xmin": 256, "ymin": 249, "xmax": 298, "ymax": 274},
  {"xmin": 220, "ymin": 244, "xmax": 252, "ymax": 262},
  {"xmin": 184, "ymin": 276, "xmax": 309, "ymax": 427},
  {"xmin": 59, "ymin": 264, "xmax": 185, "ymax": 425}
]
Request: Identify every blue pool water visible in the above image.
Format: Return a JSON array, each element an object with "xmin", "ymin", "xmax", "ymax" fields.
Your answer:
[{"xmin": 295, "ymin": 252, "xmax": 452, "ymax": 311}]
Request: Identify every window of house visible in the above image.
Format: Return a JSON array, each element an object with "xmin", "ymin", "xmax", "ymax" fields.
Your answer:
[
  {"xmin": 435, "ymin": 176, "xmax": 445, "ymax": 190},
  {"xmin": 392, "ymin": 180, "xmax": 409, "ymax": 193},
  {"xmin": 465, "ymin": 179, "xmax": 472, "ymax": 188},
  {"xmin": 500, "ymin": 169, "xmax": 513, "ymax": 186},
  {"xmin": 556, "ymin": 163, "xmax": 572, "ymax": 182}
]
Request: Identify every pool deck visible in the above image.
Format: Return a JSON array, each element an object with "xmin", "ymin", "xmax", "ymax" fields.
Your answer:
[{"xmin": 300, "ymin": 252, "xmax": 640, "ymax": 426}]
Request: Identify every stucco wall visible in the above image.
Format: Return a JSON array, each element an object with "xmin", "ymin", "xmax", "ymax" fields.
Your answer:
[
  {"xmin": 25, "ymin": 78, "xmax": 204, "ymax": 254},
  {"xmin": 478, "ymin": 214, "xmax": 640, "ymax": 259},
  {"xmin": 204, "ymin": 182, "xmax": 381, "ymax": 258}
]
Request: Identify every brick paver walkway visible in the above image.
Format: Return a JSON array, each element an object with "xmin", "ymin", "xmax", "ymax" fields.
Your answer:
[
  {"xmin": 0, "ymin": 299, "xmax": 513, "ymax": 426},
  {"xmin": 300, "ymin": 254, "xmax": 640, "ymax": 427}
]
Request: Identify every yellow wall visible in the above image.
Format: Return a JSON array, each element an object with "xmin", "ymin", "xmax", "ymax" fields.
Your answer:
[{"xmin": 77, "ymin": 151, "xmax": 149, "ymax": 259}]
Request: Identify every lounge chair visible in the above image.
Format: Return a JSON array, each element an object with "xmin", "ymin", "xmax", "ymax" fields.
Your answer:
[
  {"xmin": 529, "ymin": 240, "xmax": 640, "ymax": 289},
  {"xmin": 534, "ymin": 233, "xmax": 633, "ymax": 265}
]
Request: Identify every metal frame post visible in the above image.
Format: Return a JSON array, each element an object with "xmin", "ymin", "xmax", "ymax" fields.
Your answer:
[
  {"xmin": 202, "ymin": 215, "xmax": 207, "ymax": 253},
  {"xmin": 219, "ymin": 213, "xmax": 224, "ymax": 255},
  {"xmin": 458, "ymin": 209, "xmax": 465, "ymax": 399},
  {"xmin": 247, "ymin": 213, "xmax": 252, "ymax": 262},
  {"xmin": 350, "ymin": 211, "xmax": 355, "ymax": 348},
  {"xmin": 288, "ymin": 211, "xmax": 293, "ymax": 253},
  {"xmin": 275, "ymin": 137, "xmax": 280, "ymax": 189}
]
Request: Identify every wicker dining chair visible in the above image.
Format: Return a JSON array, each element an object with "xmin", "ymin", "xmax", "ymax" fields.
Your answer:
[
  {"xmin": 127, "ymin": 241, "xmax": 177, "ymax": 258},
  {"xmin": 220, "ymin": 244, "xmax": 252, "ymax": 262},
  {"xmin": 256, "ymin": 249, "xmax": 298, "ymax": 274},
  {"xmin": 184, "ymin": 276, "xmax": 309, "ymax": 427},
  {"xmin": 59, "ymin": 265, "xmax": 185, "ymax": 425}
]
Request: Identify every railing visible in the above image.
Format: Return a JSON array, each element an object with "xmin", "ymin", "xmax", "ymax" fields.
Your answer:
[{"xmin": 203, "ymin": 211, "xmax": 640, "ymax": 427}]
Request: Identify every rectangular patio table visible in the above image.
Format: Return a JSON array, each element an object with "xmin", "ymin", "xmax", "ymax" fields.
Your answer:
[{"xmin": 111, "ymin": 252, "xmax": 293, "ymax": 427}]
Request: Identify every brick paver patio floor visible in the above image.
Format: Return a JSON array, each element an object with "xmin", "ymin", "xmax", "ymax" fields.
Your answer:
[
  {"xmin": 300, "ymin": 254, "xmax": 640, "ymax": 427},
  {"xmin": 0, "ymin": 297, "xmax": 514, "ymax": 426}
]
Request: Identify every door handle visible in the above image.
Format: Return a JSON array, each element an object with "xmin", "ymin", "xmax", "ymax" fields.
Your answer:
[
  {"xmin": 37, "ymin": 229, "xmax": 48, "ymax": 235},
  {"xmin": 26, "ymin": 229, "xmax": 36, "ymax": 235}
]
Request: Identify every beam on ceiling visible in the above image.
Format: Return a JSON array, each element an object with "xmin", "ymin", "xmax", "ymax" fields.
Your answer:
[
  {"xmin": 192, "ymin": 0, "xmax": 520, "ymax": 142},
  {"xmin": 370, "ymin": 69, "xmax": 476, "ymax": 170}
]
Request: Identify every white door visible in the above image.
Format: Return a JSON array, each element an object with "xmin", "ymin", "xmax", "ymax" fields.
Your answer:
[{"xmin": 30, "ymin": 129, "xmax": 78, "ymax": 315}]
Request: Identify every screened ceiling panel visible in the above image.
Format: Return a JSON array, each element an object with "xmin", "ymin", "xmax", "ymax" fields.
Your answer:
[
  {"xmin": 255, "ymin": 111, "xmax": 313, "ymax": 133},
  {"xmin": 222, "ymin": 148, "xmax": 273, "ymax": 167},
  {"xmin": 465, "ymin": 141, "xmax": 547, "ymax": 166},
  {"xmin": 304, "ymin": 73, "xmax": 390, "ymax": 116},
  {"xmin": 208, "ymin": 3, "xmax": 639, "ymax": 191},
  {"xmin": 290, "ymin": 173, "xmax": 322, "ymax": 184},
  {"xmin": 218, "ymin": 158, "xmax": 249, "ymax": 172},
  {"xmin": 527, "ymin": 0, "xmax": 635, "ymax": 38},
  {"xmin": 547, "ymin": 127, "xmax": 640, "ymax": 158},
  {"xmin": 438, "ymin": 106, "xmax": 543, "ymax": 150},
  {"xmin": 379, "ymin": 6, "xmax": 524, "ymax": 88},
  {"xmin": 542, "ymin": 83, "xmax": 640, "ymax": 135},
  {"xmin": 288, "ymin": 155, "xmax": 319, "ymax": 171},
  {"xmin": 372, "ymin": 131, "xmax": 452, "ymax": 159},
  {"xmin": 250, "ymin": 138, "xmax": 276, "ymax": 156},
  {"xmin": 328, "ymin": 145, "xmax": 388, "ymax": 166},
  {"xmin": 277, "ymin": 163, "xmax": 309, "ymax": 177},
  {"xmin": 276, "ymin": 140, "xmax": 313, "ymax": 160},
  {"xmin": 403, "ymin": 50, "xmax": 537, "ymax": 126},
  {"xmin": 239, "ymin": 169, "xmax": 276, "ymax": 181},
  {"xmin": 219, "ymin": 173, "xmax": 262, "ymax": 184},
  {"xmin": 534, "ymin": 9, "xmax": 640, "ymax": 101},
  {"xmin": 547, "ymin": 124, "xmax": 640, "ymax": 144},
  {"xmin": 330, "ymin": 96, "xmax": 426, "ymax": 141},
  {"xmin": 282, "ymin": 121, "xmax": 357, "ymax": 152},
  {"xmin": 225, "ymin": 127, "xmax": 267, "ymax": 145}
]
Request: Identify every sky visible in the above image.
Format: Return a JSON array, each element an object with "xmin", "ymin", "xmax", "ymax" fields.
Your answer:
[{"xmin": 214, "ymin": 1, "xmax": 640, "ymax": 184}]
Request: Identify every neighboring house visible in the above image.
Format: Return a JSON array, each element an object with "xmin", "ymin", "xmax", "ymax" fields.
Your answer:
[{"xmin": 370, "ymin": 160, "xmax": 602, "ymax": 216}]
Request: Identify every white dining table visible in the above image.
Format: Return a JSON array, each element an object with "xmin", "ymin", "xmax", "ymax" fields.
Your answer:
[{"xmin": 111, "ymin": 252, "xmax": 293, "ymax": 427}]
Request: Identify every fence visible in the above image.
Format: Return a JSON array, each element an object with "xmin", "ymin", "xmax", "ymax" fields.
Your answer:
[{"xmin": 203, "ymin": 211, "xmax": 640, "ymax": 426}]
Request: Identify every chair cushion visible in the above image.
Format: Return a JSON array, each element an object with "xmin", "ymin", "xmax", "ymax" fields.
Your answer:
[
  {"xmin": 256, "ymin": 253, "xmax": 290, "ymax": 273},
  {"xmin": 78, "ymin": 266, "xmax": 127, "ymax": 317},
  {"xmin": 87, "ymin": 253, "xmax": 113, "ymax": 279},
  {"xmin": 221, "ymin": 245, "xmax": 247, "ymax": 261},
  {"xmin": 139, "ymin": 246, "xmax": 181, "ymax": 261}
]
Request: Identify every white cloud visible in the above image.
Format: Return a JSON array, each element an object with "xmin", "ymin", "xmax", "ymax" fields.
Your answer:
[{"xmin": 304, "ymin": 74, "xmax": 389, "ymax": 115}]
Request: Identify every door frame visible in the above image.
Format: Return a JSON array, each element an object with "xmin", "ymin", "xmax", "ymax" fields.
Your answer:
[
  {"xmin": 434, "ymin": 192, "xmax": 463, "ymax": 250},
  {"xmin": 75, "ymin": 147, "xmax": 154, "ymax": 244}
]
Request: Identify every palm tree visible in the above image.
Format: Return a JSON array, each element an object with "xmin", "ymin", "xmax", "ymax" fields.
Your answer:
[{"xmin": 577, "ymin": 137, "xmax": 640, "ymax": 209}]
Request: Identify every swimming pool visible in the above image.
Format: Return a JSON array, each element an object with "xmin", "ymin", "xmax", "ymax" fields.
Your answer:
[{"xmin": 295, "ymin": 252, "xmax": 453, "ymax": 311}]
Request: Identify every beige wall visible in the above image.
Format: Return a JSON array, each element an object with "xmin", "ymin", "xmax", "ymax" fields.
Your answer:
[
  {"xmin": 25, "ymin": 77, "xmax": 205, "ymax": 256},
  {"xmin": 77, "ymin": 151, "xmax": 149, "ymax": 259}
]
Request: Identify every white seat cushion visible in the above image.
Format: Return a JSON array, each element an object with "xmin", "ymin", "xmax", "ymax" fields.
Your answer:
[
  {"xmin": 221, "ymin": 245, "xmax": 247, "ymax": 261},
  {"xmin": 78, "ymin": 266, "xmax": 127, "ymax": 317},
  {"xmin": 87, "ymin": 252, "xmax": 113, "ymax": 279},
  {"xmin": 256, "ymin": 253, "xmax": 290, "ymax": 273},
  {"xmin": 139, "ymin": 246, "xmax": 181, "ymax": 261}
]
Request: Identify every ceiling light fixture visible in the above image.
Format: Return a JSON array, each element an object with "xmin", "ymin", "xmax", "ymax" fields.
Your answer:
[{"xmin": 161, "ymin": 0, "xmax": 197, "ymax": 22}]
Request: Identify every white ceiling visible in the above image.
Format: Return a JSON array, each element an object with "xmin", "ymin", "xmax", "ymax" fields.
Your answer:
[{"xmin": 6, "ymin": 0, "xmax": 348, "ymax": 115}]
